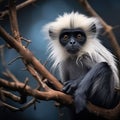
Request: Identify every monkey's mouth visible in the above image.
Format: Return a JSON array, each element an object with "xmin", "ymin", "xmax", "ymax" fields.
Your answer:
[{"xmin": 67, "ymin": 48, "xmax": 79, "ymax": 54}]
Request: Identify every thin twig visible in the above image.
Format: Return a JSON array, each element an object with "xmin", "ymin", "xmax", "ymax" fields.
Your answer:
[
  {"xmin": 0, "ymin": 101, "xmax": 20, "ymax": 111},
  {"xmin": 9, "ymin": 0, "xmax": 21, "ymax": 42},
  {"xmin": 8, "ymin": 56, "xmax": 23, "ymax": 65},
  {"xmin": 21, "ymin": 37, "xmax": 31, "ymax": 48},
  {"xmin": 23, "ymin": 77, "xmax": 29, "ymax": 90},
  {"xmin": 19, "ymin": 98, "xmax": 36, "ymax": 111},
  {"xmin": 0, "ymin": 90, "xmax": 21, "ymax": 103},
  {"xmin": 0, "ymin": 45, "xmax": 19, "ymax": 82},
  {"xmin": 0, "ymin": 45, "xmax": 6, "ymax": 67},
  {"xmin": 2, "ymin": 70, "xmax": 19, "ymax": 82},
  {"xmin": 25, "ymin": 64, "xmax": 49, "ymax": 90},
  {"xmin": 0, "ymin": 0, "xmax": 38, "ymax": 19}
]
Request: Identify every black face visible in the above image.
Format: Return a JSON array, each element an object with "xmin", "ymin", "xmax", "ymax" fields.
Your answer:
[{"xmin": 59, "ymin": 28, "xmax": 86, "ymax": 54}]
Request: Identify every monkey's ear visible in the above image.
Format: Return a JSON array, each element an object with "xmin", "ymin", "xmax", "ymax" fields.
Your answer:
[
  {"xmin": 49, "ymin": 29, "xmax": 53, "ymax": 37},
  {"xmin": 88, "ymin": 20, "xmax": 102, "ymax": 38},
  {"xmin": 48, "ymin": 28, "xmax": 57, "ymax": 40},
  {"xmin": 90, "ymin": 23, "xmax": 96, "ymax": 33},
  {"xmin": 88, "ymin": 18, "xmax": 102, "ymax": 35}
]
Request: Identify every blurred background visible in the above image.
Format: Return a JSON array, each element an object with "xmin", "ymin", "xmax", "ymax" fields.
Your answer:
[{"xmin": 0, "ymin": 0, "xmax": 120, "ymax": 120}]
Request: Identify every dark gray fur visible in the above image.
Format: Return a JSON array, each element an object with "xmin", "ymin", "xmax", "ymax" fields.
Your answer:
[{"xmin": 62, "ymin": 54, "xmax": 119, "ymax": 113}]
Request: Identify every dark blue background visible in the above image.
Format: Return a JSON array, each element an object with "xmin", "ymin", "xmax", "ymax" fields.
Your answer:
[{"xmin": 0, "ymin": 0, "xmax": 120, "ymax": 120}]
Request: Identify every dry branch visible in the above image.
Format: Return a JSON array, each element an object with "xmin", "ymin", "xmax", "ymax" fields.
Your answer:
[
  {"xmin": 0, "ymin": 25, "xmax": 63, "ymax": 90},
  {"xmin": 0, "ymin": 89, "xmax": 21, "ymax": 103},
  {"xmin": 0, "ymin": 78, "xmax": 73, "ymax": 105},
  {"xmin": 87, "ymin": 102, "xmax": 120, "ymax": 120},
  {"xmin": 0, "ymin": 45, "xmax": 19, "ymax": 82},
  {"xmin": 0, "ymin": 0, "xmax": 38, "ymax": 19},
  {"xmin": 9, "ymin": 0, "xmax": 21, "ymax": 42},
  {"xmin": 0, "ymin": 101, "xmax": 20, "ymax": 111}
]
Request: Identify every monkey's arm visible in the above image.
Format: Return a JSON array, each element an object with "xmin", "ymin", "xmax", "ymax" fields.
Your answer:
[{"xmin": 63, "ymin": 62, "xmax": 119, "ymax": 113}]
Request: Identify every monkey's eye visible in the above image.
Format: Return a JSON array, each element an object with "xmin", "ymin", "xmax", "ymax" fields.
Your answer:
[
  {"xmin": 63, "ymin": 35, "xmax": 69, "ymax": 40},
  {"xmin": 76, "ymin": 33, "xmax": 82, "ymax": 39}
]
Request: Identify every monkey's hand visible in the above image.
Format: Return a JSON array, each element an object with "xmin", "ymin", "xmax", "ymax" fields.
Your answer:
[
  {"xmin": 62, "ymin": 79, "xmax": 87, "ymax": 113},
  {"xmin": 62, "ymin": 79, "xmax": 80, "ymax": 95},
  {"xmin": 63, "ymin": 80, "xmax": 87, "ymax": 113}
]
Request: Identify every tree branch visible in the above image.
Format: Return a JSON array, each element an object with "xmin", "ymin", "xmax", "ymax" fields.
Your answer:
[
  {"xmin": 0, "ymin": 0, "xmax": 38, "ymax": 19},
  {"xmin": 9, "ymin": 0, "xmax": 21, "ymax": 42},
  {"xmin": 0, "ymin": 78, "xmax": 73, "ymax": 105},
  {"xmin": 0, "ymin": 25, "xmax": 63, "ymax": 90},
  {"xmin": 0, "ymin": 89, "xmax": 21, "ymax": 103},
  {"xmin": 87, "ymin": 102, "xmax": 120, "ymax": 120}
]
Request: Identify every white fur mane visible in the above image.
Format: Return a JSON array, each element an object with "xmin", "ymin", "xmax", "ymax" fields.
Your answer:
[{"xmin": 43, "ymin": 12, "xmax": 119, "ymax": 88}]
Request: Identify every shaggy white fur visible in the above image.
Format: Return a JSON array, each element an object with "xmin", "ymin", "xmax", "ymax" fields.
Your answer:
[{"xmin": 42, "ymin": 12, "xmax": 119, "ymax": 88}]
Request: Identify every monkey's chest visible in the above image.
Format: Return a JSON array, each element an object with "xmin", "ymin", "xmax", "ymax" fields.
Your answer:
[{"xmin": 67, "ymin": 61, "xmax": 89, "ymax": 80}]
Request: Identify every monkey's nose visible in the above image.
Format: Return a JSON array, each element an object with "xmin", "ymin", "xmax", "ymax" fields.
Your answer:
[
  {"xmin": 70, "ymin": 41, "xmax": 75, "ymax": 44},
  {"xmin": 70, "ymin": 39, "xmax": 76, "ymax": 44}
]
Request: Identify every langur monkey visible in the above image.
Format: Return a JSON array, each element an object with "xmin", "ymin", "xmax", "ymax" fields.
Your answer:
[{"xmin": 43, "ymin": 12, "xmax": 120, "ymax": 113}]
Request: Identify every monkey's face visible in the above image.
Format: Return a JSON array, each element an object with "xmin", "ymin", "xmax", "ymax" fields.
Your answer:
[{"xmin": 59, "ymin": 28, "xmax": 86, "ymax": 54}]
